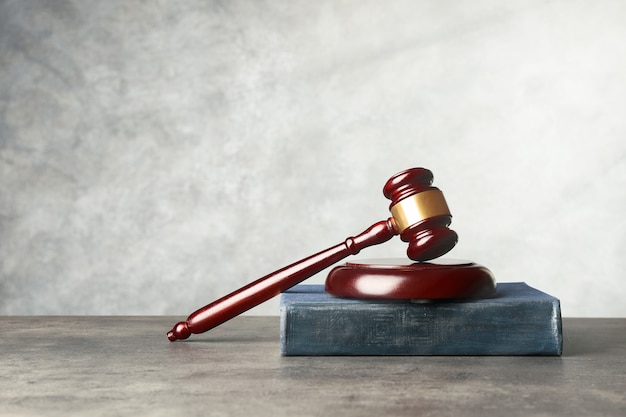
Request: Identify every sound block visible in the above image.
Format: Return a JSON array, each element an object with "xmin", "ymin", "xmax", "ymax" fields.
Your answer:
[{"xmin": 325, "ymin": 258, "xmax": 496, "ymax": 300}]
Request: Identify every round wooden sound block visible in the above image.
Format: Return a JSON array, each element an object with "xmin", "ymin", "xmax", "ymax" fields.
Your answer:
[{"xmin": 325, "ymin": 258, "xmax": 496, "ymax": 300}]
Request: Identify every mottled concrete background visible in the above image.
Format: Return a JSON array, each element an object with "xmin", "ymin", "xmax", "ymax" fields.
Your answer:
[{"xmin": 1, "ymin": 0, "xmax": 625, "ymax": 316}]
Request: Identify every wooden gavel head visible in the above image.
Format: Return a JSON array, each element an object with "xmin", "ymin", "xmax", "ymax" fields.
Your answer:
[{"xmin": 383, "ymin": 168, "xmax": 458, "ymax": 261}]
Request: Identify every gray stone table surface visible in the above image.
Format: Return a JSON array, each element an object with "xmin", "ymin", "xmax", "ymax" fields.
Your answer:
[{"xmin": 0, "ymin": 317, "xmax": 624, "ymax": 417}]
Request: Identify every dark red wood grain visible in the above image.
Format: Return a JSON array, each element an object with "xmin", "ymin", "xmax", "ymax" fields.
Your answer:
[
  {"xmin": 167, "ymin": 219, "xmax": 397, "ymax": 341},
  {"xmin": 325, "ymin": 259, "xmax": 496, "ymax": 300},
  {"xmin": 167, "ymin": 167, "xmax": 462, "ymax": 341},
  {"xmin": 382, "ymin": 167, "xmax": 434, "ymax": 204},
  {"xmin": 383, "ymin": 168, "xmax": 458, "ymax": 261}
]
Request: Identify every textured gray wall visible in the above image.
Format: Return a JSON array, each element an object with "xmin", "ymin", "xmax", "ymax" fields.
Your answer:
[{"xmin": 1, "ymin": 0, "xmax": 625, "ymax": 317}]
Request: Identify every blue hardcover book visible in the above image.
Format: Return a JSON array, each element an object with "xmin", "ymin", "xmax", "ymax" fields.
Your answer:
[{"xmin": 280, "ymin": 283, "xmax": 562, "ymax": 356}]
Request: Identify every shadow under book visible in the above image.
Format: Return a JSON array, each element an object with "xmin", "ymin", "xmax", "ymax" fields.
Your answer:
[{"xmin": 280, "ymin": 282, "xmax": 562, "ymax": 356}]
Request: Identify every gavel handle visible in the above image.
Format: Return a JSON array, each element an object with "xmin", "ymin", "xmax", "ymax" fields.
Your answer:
[{"xmin": 167, "ymin": 218, "xmax": 397, "ymax": 341}]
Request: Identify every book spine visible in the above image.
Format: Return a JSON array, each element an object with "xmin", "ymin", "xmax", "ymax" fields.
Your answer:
[{"xmin": 280, "ymin": 300, "xmax": 562, "ymax": 356}]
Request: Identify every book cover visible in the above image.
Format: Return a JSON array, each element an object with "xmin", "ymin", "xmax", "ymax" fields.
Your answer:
[{"xmin": 280, "ymin": 283, "xmax": 562, "ymax": 356}]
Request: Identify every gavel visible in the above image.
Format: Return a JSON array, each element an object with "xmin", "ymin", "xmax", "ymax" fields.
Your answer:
[{"xmin": 167, "ymin": 167, "xmax": 458, "ymax": 341}]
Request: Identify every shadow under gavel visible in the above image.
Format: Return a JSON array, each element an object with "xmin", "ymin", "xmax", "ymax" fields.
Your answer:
[{"xmin": 167, "ymin": 167, "xmax": 457, "ymax": 341}]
